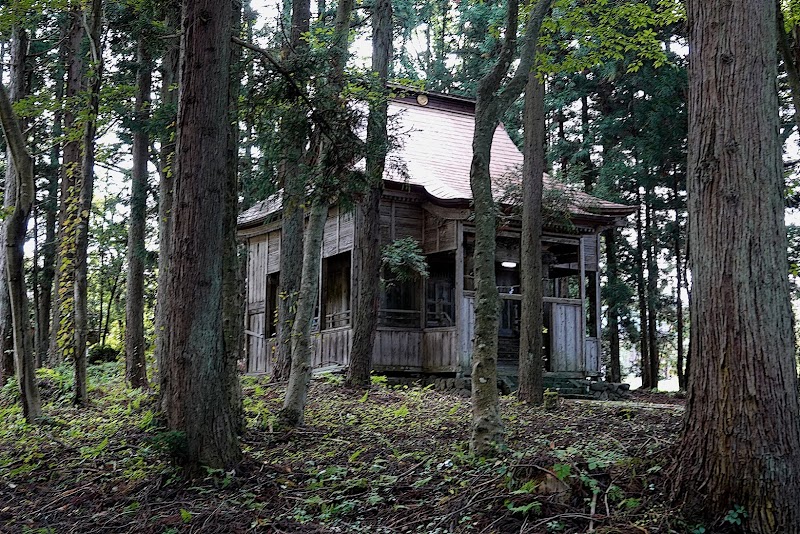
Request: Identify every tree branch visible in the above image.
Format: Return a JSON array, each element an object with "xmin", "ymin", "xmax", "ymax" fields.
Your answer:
[{"xmin": 496, "ymin": 0, "xmax": 555, "ymax": 112}]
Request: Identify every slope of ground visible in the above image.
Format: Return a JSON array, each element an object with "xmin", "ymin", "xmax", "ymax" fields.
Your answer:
[{"xmin": 0, "ymin": 363, "xmax": 706, "ymax": 533}]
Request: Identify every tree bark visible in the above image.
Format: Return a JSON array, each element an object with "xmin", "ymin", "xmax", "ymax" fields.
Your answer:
[
  {"xmin": 634, "ymin": 191, "xmax": 651, "ymax": 389},
  {"xmin": 675, "ymin": 0, "xmax": 800, "ymax": 530},
  {"xmin": 50, "ymin": 5, "xmax": 85, "ymax": 366},
  {"xmin": 37, "ymin": 48, "xmax": 63, "ymax": 370},
  {"xmin": 73, "ymin": 0, "xmax": 103, "ymax": 407},
  {"xmin": 0, "ymin": 34, "xmax": 42, "ymax": 423},
  {"xmin": 645, "ymin": 189, "xmax": 659, "ymax": 388},
  {"xmin": 0, "ymin": 27, "xmax": 28, "ymax": 387},
  {"xmin": 272, "ymin": 0, "xmax": 311, "ymax": 382},
  {"xmin": 223, "ymin": 0, "xmax": 245, "ymax": 433},
  {"xmin": 518, "ymin": 69, "xmax": 545, "ymax": 405},
  {"xmin": 279, "ymin": 0, "xmax": 355, "ymax": 422},
  {"xmin": 346, "ymin": 0, "xmax": 392, "ymax": 389},
  {"xmin": 163, "ymin": 0, "xmax": 241, "ymax": 469},
  {"xmin": 124, "ymin": 37, "xmax": 151, "ymax": 390},
  {"xmin": 155, "ymin": 0, "xmax": 180, "ymax": 404},
  {"xmin": 278, "ymin": 201, "xmax": 328, "ymax": 426},
  {"xmin": 469, "ymin": 0, "xmax": 553, "ymax": 456},
  {"xmin": 604, "ymin": 228, "xmax": 621, "ymax": 383},
  {"xmin": 673, "ymin": 183, "xmax": 685, "ymax": 390}
]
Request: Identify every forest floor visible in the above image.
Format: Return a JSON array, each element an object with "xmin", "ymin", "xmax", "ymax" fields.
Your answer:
[{"xmin": 0, "ymin": 363, "xmax": 715, "ymax": 534}]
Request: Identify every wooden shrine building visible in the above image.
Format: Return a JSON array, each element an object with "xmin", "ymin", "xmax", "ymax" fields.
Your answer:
[{"xmin": 238, "ymin": 89, "xmax": 635, "ymax": 382}]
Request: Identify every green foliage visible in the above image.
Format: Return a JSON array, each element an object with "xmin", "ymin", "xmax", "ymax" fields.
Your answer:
[
  {"xmin": 381, "ymin": 237, "xmax": 428, "ymax": 283},
  {"xmin": 539, "ymin": 0, "xmax": 684, "ymax": 75},
  {"xmin": 369, "ymin": 373, "xmax": 388, "ymax": 386},
  {"xmin": 88, "ymin": 344, "xmax": 120, "ymax": 364},
  {"xmin": 723, "ymin": 505, "xmax": 748, "ymax": 526}
]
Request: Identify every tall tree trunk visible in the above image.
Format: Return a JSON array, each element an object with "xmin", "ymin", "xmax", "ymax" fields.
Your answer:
[
  {"xmin": 645, "ymin": 188, "xmax": 659, "ymax": 388},
  {"xmin": 0, "ymin": 50, "xmax": 42, "ymax": 423},
  {"xmin": 0, "ymin": 27, "xmax": 28, "ymax": 386},
  {"xmin": 279, "ymin": 0, "xmax": 356, "ymax": 422},
  {"xmin": 675, "ymin": 0, "xmax": 800, "ymax": 530},
  {"xmin": 50, "ymin": 5, "xmax": 85, "ymax": 366},
  {"xmin": 278, "ymin": 201, "xmax": 328, "ymax": 425},
  {"xmin": 163, "ymin": 0, "xmax": 241, "ymax": 469},
  {"xmin": 346, "ymin": 0, "xmax": 392, "ymax": 389},
  {"xmin": 518, "ymin": 69, "xmax": 545, "ymax": 405},
  {"xmin": 222, "ymin": 0, "xmax": 245, "ymax": 433},
  {"xmin": 155, "ymin": 0, "xmax": 180, "ymax": 404},
  {"xmin": 634, "ymin": 191, "xmax": 651, "ymax": 389},
  {"xmin": 604, "ymin": 228, "xmax": 621, "ymax": 383},
  {"xmin": 73, "ymin": 0, "xmax": 103, "ymax": 406},
  {"xmin": 469, "ymin": 0, "xmax": 553, "ymax": 456},
  {"xmin": 272, "ymin": 0, "xmax": 311, "ymax": 382},
  {"xmin": 124, "ymin": 38, "xmax": 151, "ymax": 389},
  {"xmin": 38, "ymin": 109, "xmax": 60, "ymax": 369},
  {"xmin": 38, "ymin": 26, "xmax": 66, "ymax": 369},
  {"xmin": 673, "ymin": 183, "xmax": 685, "ymax": 390}
]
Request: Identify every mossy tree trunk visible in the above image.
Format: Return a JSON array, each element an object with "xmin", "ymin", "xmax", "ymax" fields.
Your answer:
[
  {"xmin": 0, "ymin": 26, "xmax": 27, "ymax": 388},
  {"xmin": 634, "ymin": 191, "xmax": 652, "ymax": 389},
  {"xmin": 278, "ymin": 200, "xmax": 328, "ymax": 426},
  {"xmin": 50, "ymin": 4, "xmax": 84, "ymax": 366},
  {"xmin": 469, "ymin": 0, "xmax": 553, "ymax": 455},
  {"xmin": 223, "ymin": 0, "xmax": 245, "ymax": 433},
  {"xmin": 604, "ymin": 228, "xmax": 622, "ymax": 383},
  {"xmin": 73, "ymin": 0, "xmax": 103, "ymax": 407},
  {"xmin": 272, "ymin": 0, "xmax": 311, "ymax": 383},
  {"xmin": 0, "ymin": 29, "xmax": 42, "ymax": 423},
  {"xmin": 279, "ymin": 0, "xmax": 357, "ymax": 423}
]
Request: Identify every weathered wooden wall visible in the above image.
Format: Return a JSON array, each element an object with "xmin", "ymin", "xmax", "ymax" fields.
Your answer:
[
  {"xmin": 422, "ymin": 328, "xmax": 458, "ymax": 371},
  {"xmin": 582, "ymin": 234, "xmax": 599, "ymax": 272},
  {"xmin": 246, "ymin": 312, "xmax": 267, "ymax": 373},
  {"xmin": 372, "ymin": 329, "xmax": 423, "ymax": 370},
  {"xmin": 323, "ymin": 206, "xmax": 355, "ymax": 258},
  {"xmin": 548, "ymin": 299, "xmax": 584, "ymax": 373},
  {"xmin": 380, "ymin": 196, "xmax": 424, "ymax": 245},
  {"xmin": 422, "ymin": 210, "xmax": 457, "ymax": 253}
]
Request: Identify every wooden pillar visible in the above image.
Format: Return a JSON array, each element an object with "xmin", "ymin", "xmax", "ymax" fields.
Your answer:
[
  {"xmin": 455, "ymin": 221, "xmax": 467, "ymax": 376},
  {"xmin": 594, "ymin": 233, "xmax": 602, "ymax": 340},
  {"xmin": 578, "ymin": 237, "xmax": 586, "ymax": 370}
]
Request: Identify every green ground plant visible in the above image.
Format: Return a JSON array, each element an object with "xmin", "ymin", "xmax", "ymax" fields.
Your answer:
[{"xmin": 0, "ymin": 365, "xmax": 690, "ymax": 532}]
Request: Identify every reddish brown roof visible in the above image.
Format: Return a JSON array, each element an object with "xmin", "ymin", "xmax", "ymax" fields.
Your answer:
[{"xmin": 238, "ymin": 91, "xmax": 635, "ymax": 227}]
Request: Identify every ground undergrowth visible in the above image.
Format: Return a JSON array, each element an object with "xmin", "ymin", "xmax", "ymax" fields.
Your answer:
[{"xmin": 0, "ymin": 363, "xmax": 706, "ymax": 533}]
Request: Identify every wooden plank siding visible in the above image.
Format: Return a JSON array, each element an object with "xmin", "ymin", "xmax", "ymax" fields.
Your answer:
[
  {"xmin": 246, "ymin": 234, "xmax": 268, "ymax": 308},
  {"xmin": 584, "ymin": 337, "xmax": 600, "ymax": 375},
  {"xmin": 322, "ymin": 206, "xmax": 355, "ymax": 258},
  {"xmin": 372, "ymin": 329, "xmax": 423, "ymax": 370},
  {"xmin": 267, "ymin": 231, "xmax": 281, "ymax": 273},
  {"xmin": 549, "ymin": 301, "xmax": 584, "ymax": 372},
  {"xmin": 422, "ymin": 328, "xmax": 458, "ymax": 371},
  {"xmin": 313, "ymin": 328, "xmax": 352, "ymax": 368},
  {"xmin": 380, "ymin": 197, "xmax": 424, "ymax": 245},
  {"xmin": 422, "ymin": 210, "xmax": 457, "ymax": 253},
  {"xmin": 582, "ymin": 234, "xmax": 598, "ymax": 272},
  {"xmin": 246, "ymin": 312, "xmax": 267, "ymax": 373}
]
